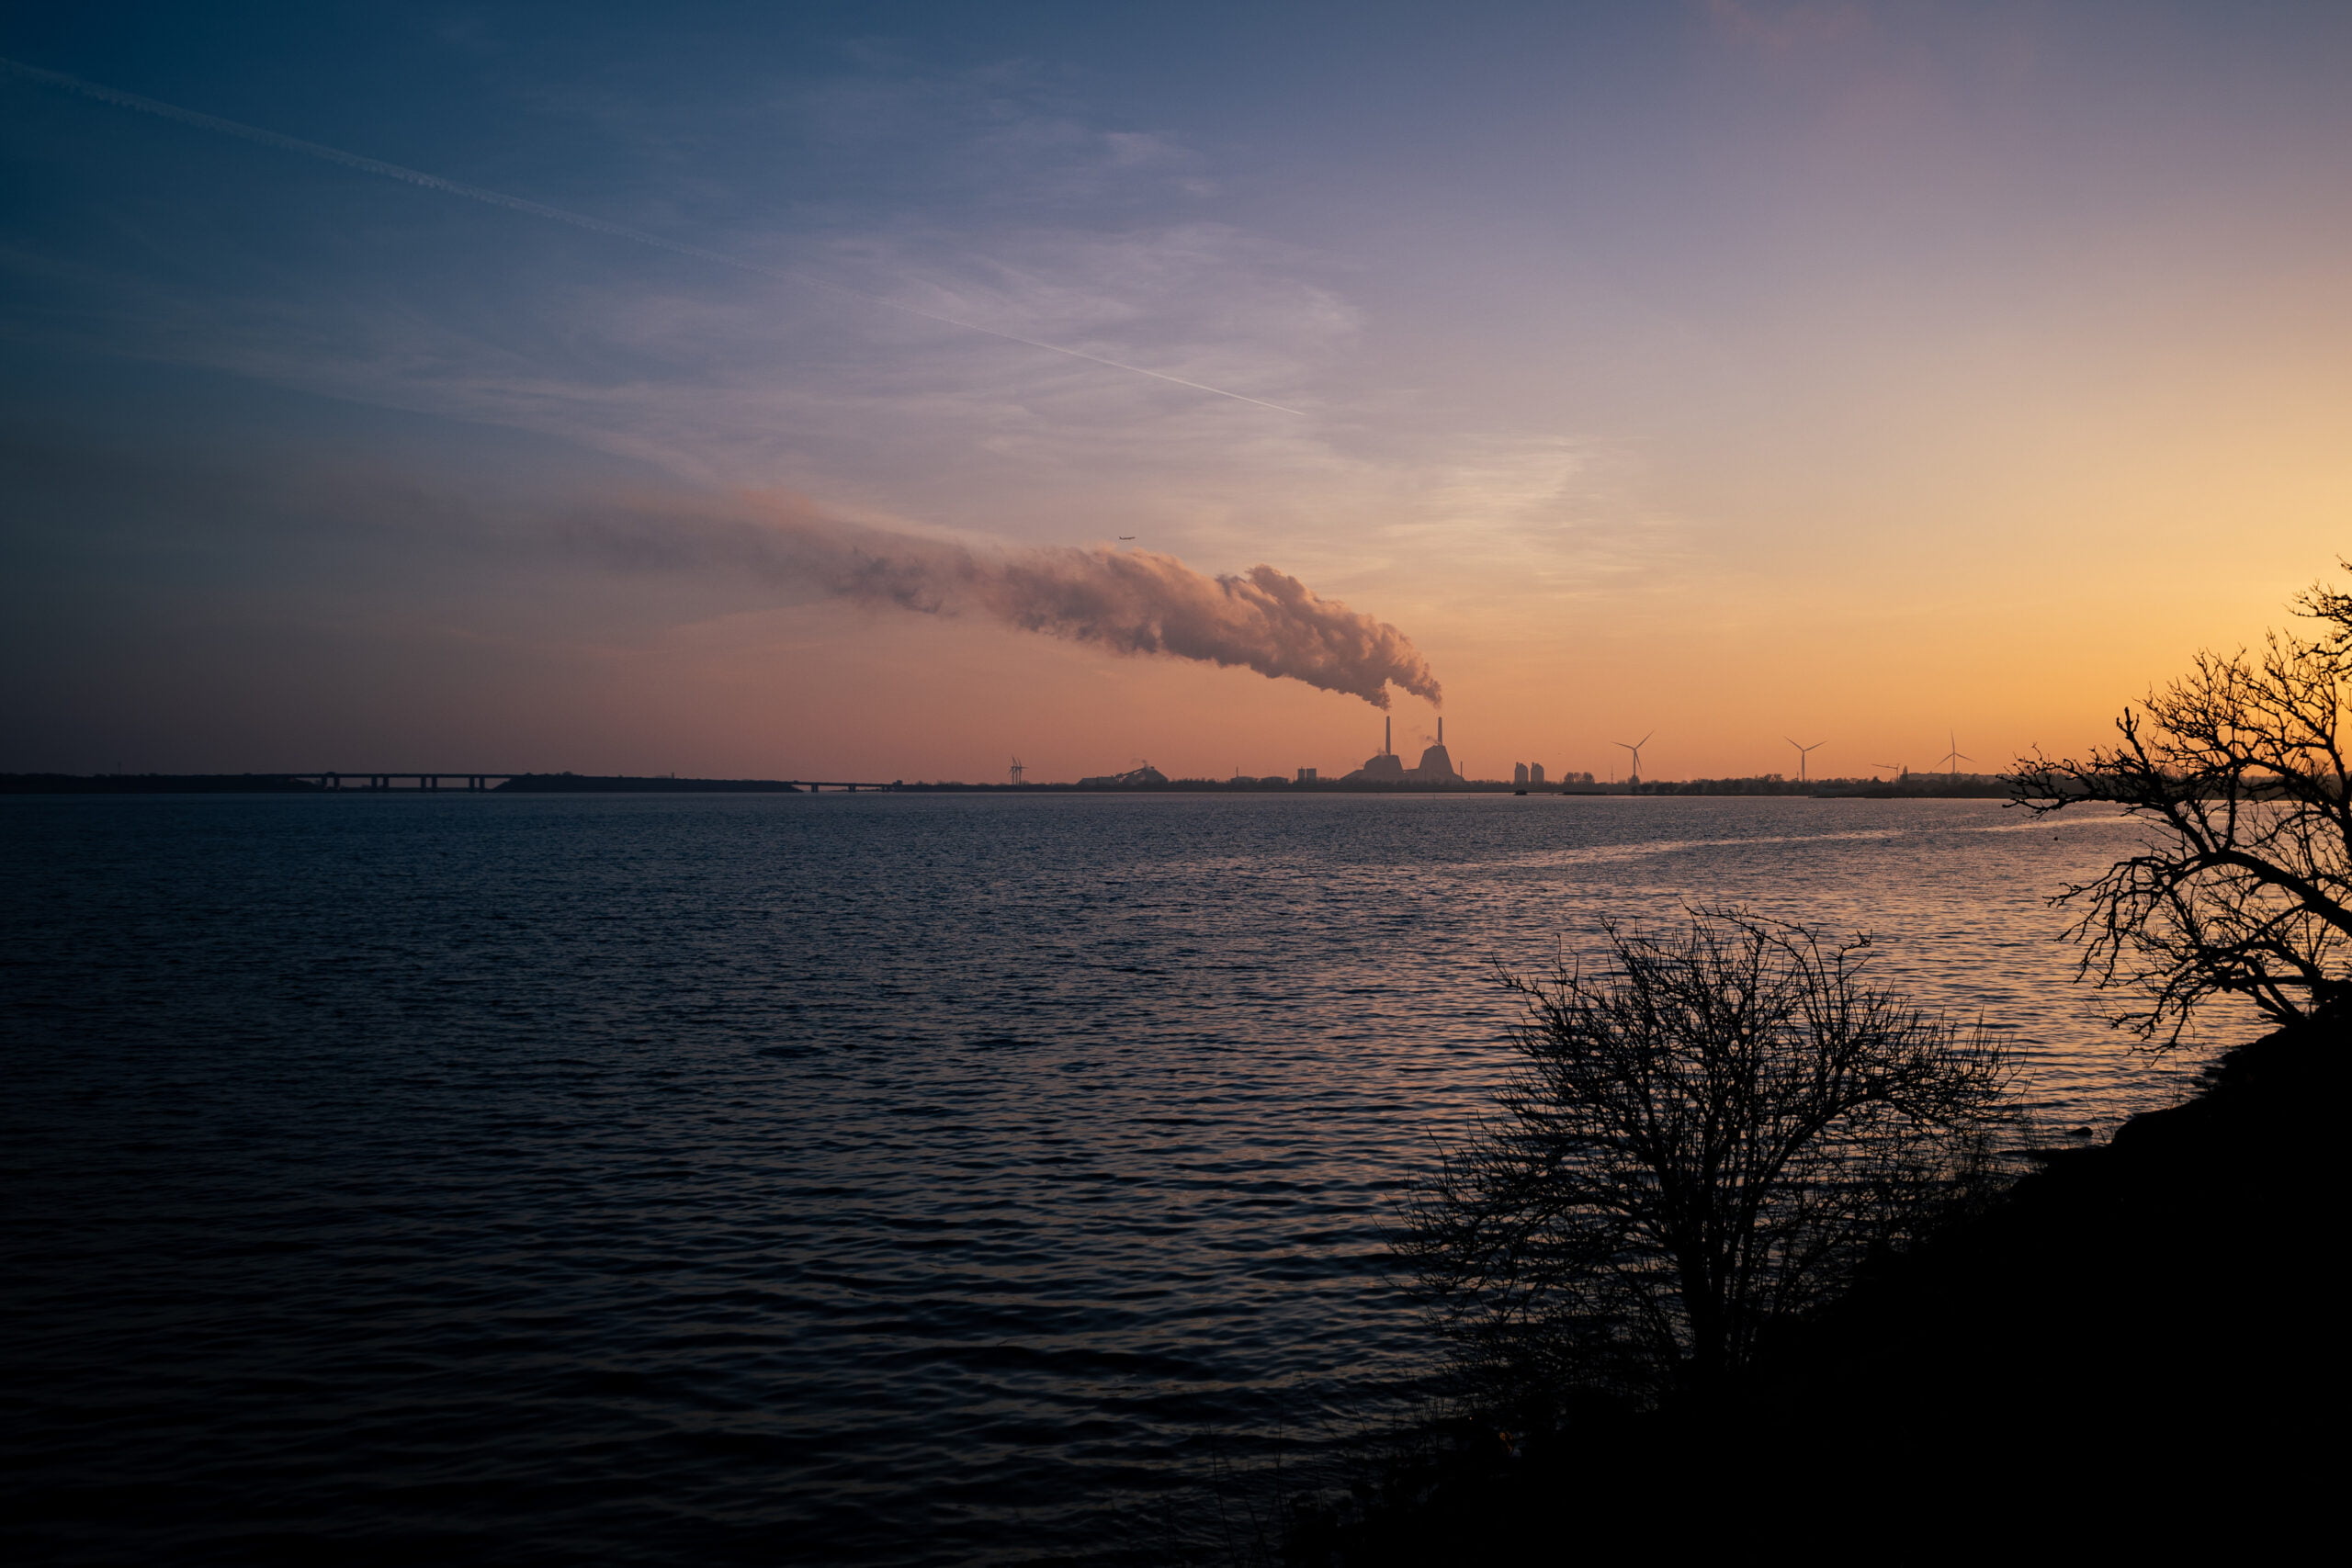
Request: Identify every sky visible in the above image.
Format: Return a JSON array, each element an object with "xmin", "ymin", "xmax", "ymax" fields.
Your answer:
[{"xmin": 4, "ymin": 0, "xmax": 2349, "ymax": 784}]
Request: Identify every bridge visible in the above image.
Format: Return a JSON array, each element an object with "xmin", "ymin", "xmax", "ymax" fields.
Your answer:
[
  {"xmin": 287, "ymin": 773, "xmax": 897, "ymax": 793},
  {"xmin": 292, "ymin": 773, "xmax": 511, "ymax": 791}
]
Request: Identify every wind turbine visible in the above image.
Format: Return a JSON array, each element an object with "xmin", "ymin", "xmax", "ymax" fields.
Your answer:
[
  {"xmin": 1785, "ymin": 737, "xmax": 1824, "ymax": 783},
  {"xmin": 1939, "ymin": 732, "xmax": 1973, "ymax": 778},
  {"xmin": 1612, "ymin": 732, "xmax": 1653, "ymax": 786}
]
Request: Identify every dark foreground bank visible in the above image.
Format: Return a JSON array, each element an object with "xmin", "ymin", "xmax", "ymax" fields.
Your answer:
[{"xmin": 1290, "ymin": 1021, "xmax": 2338, "ymax": 1561}]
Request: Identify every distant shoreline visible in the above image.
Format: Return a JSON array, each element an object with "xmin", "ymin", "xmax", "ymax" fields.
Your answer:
[{"xmin": 1, "ymin": 772, "xmax": 2017, "ymax": 798}]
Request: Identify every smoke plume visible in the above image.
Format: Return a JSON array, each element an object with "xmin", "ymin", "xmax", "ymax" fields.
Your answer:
[{"xmin": 571, "ymin": 497, "xmax": 1442, "ymax": 709}]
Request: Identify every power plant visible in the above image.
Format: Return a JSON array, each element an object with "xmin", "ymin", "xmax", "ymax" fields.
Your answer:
[
  {"xmin": 1340, "ymin": 716, "xmax": 1464, "ymax": 783},
  {"xmin": 1038, "ymin": 719, "xmax": 2001, "ymax": 792}
]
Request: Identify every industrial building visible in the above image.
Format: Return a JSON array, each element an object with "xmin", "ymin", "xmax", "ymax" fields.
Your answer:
[{"xmin": 1340, "ymin": 717, "xmax": 1464, "ymax": 784}]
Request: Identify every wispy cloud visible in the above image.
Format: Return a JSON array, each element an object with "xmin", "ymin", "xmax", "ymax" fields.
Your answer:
[{"xmin": 0, "ymin": 43, "xmax": 1686, "ymax": 627}]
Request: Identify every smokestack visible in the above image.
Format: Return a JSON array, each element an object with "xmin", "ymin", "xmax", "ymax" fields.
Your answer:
[
  {"xmin": 1438, "ymin": 717, "xmax": 1443, "ymax": 745},
  {"xmin": 1385, "ymin": 716, "xmax": 1392, "ymax": 755}
]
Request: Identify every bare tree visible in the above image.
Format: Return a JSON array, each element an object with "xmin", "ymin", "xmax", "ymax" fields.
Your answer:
[
  {"xmin": 2013, "ymin": 571, "xmax": 2352, "ymax": 1044},
  {"xmin": 1396, "ymin": 912, "xmax": 2012, "ymax": 1405}
]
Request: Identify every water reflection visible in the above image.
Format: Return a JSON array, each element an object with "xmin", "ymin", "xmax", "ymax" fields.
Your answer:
[{"xmin": 0, "ymin": 794, "xmax": 2211, "ymax": 1566}]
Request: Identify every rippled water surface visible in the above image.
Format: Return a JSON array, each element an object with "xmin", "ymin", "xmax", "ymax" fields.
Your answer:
[{"xmin": 0, "ymin": 794, "xmax": 2205, "ymax": 1564}]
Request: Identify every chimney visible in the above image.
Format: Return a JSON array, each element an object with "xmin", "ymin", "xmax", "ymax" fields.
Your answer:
[
  {"xmin": 1385, "ymin": 716, "xmax": 1392, "ymax": 755},
  {"xmin": 1438, "ymin": 716, "xmax": 1444, "ymax": 745}
]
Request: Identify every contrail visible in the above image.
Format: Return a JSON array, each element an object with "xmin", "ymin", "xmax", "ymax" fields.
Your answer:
[{"xmin": 0, "ymin": 55, "xmax": 1307, "ymax": 416}]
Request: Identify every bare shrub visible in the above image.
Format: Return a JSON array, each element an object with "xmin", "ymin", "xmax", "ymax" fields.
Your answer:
[{"xmin": 1396, "ymin": 910, "xmax": 2013, "ymax": 1405}]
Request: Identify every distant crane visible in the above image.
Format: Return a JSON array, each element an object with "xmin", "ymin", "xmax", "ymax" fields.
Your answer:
[
  {"xmin": 1939, "ymin": 732, "xmax": 1973, "ymax": 778},
  {"xmin": 1871, "ymin": 761, "xmax": 1907, "ymax": 781},
  {"xmin": 1785, "ymin": 737, "xmax": 1825, "ymax": 783},
  {"xmin": 1008, "ymin": 756, "xmax": 1025, "ymax": 786},
  {"xmin": 1612, "ymin": 731, "xmax": 1653, "ymax": 786}
]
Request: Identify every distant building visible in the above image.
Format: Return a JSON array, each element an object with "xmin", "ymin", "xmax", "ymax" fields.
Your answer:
[
  {"xmin": 1342, "ymin": 716, "xmax": 1405, "ymax": 782},
  {"xmin": 1513, "ymin": 762, "xmax": 1529, "ymax": 784},
  {"xmin": 1076, "ymin": 763, "xmax": 1169, "ymax": 787},
  {"xmin": 1529, "ymin": 762, "xmax": 1545, "ymax": 784},
  {"xmin": 1341, "ymin": 716, "xmax": 1464, "ymax": 784},
  {"xmin": 1296, "ymin": 767, "xmax": 1317, "ymax": 783},
  {"xmin": 1404, "ymin": 717, "xmax": 1463, "ymax": 783}
]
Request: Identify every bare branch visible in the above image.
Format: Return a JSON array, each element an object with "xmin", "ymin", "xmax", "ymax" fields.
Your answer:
[
  {"xmin": 2006, "ymin": 572, "xmax": 2352, "ymax": 1044},
  {"xmin": 1398, "ymin": 911, "xmax": 2014, "ymax": 1405}
]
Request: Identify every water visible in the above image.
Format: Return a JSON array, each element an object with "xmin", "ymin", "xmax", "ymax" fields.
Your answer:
[{"xmin": 0, "ymin": 793, "xmax": 2209, "ymax": 1565}]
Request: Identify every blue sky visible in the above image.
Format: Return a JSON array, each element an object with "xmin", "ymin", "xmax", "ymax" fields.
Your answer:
[{"xmin": 6, "ymin": 2, "xmax": 2351, "ymax": 779}]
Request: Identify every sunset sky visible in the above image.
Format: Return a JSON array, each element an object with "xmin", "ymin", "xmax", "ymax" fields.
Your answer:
[{"xmin": 5, "ymin": 1, "xmax": 2349, "ymax": 783}]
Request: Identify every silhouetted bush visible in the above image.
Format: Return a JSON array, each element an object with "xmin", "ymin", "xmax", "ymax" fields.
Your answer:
[{"xmin": 1396, "ymin": 910, "xmax": 2014, "ymax": 1408}]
